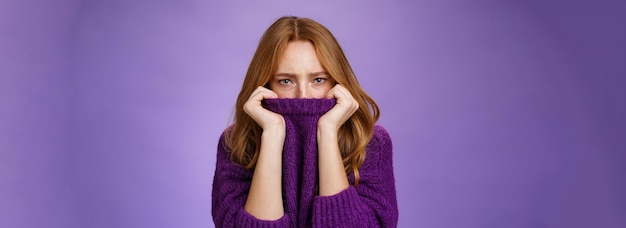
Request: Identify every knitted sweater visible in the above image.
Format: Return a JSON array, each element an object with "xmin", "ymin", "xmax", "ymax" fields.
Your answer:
[{"xmin": 212, "ymin": 98, "xmax": 398, "ymax": 227}]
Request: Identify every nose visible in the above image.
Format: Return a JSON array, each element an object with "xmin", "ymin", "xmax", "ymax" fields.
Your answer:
[{"xmin": 296, "ymin": 85, "xmax": 309, "ymax": 98}]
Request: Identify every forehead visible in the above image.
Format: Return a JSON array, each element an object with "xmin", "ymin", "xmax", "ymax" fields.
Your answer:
[{"xmin": 276, "ymin": 41, "xmax": 324, "ymax": 70}]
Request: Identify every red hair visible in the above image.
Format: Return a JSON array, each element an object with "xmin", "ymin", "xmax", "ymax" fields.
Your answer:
[{"xmin": 226, "ymin": 16, "xmax": 379, "ymax": 185}]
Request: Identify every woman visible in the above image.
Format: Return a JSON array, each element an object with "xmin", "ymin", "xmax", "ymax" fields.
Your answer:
[{"xmin": 212, "ymin": 16, "xmax": 398, "ymax": 227}]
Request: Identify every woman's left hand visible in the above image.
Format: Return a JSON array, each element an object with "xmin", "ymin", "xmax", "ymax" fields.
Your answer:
[{"xmin": 318, "ymin": 84, "xmax": 359, "ymax": 133}]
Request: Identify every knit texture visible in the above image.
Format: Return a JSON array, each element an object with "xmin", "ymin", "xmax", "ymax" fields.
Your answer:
[{"xmin": 212, "ymin": 98, "xmax": 398, "ymax": 227}]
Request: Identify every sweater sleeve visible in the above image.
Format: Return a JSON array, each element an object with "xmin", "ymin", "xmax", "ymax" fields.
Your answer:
[
  {"xmin": 312, "ymin": 125, "xmax": 399, "ymax": 227},
  {"xmin": 211, "ymin": 131, "xmax": 291, "ymax": 227}
]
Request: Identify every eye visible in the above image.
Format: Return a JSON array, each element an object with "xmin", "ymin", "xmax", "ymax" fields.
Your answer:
[
  {"xmin": 313, "ymin": 78, "xmax": 326, "ymax": 83},
  {"xmin": 278, "ymin": 79, "xmax": 292, "ymax": 84}
]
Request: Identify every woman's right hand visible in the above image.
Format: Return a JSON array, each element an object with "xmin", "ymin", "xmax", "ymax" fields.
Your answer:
[
  {"xmin": 243, "ymin": 86, "xmax": 285, "ymax": 131},
  {"xmin": 242, "ymin": 87, "xmax": 286, "ymax": 219}
]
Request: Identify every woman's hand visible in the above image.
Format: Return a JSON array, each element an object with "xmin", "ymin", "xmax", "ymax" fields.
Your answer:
[
  {"xmin": 243, "ymin": 86, "xmax": 285, "ymax": 131},
  {"xmin": 316, "ymin": 84, "xmax": 356, "ymax": 196},
  {"xmin": 242, "ymin": 87, "xmax": 286, "ymax": 219},
  {"xmin": 318, "ymin": 84, "xmax": 359, "ymax": 133}
]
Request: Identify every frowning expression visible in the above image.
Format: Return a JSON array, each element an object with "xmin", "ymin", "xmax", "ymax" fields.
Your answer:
[{"xmin": 269, "ymin": 41, "xmax": 334, "ymax": 98}]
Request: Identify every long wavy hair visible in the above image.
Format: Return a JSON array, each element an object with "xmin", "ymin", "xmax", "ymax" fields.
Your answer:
[{"xmin": 226, "ymin": 16, "xmax": 379, "ymax": 185}]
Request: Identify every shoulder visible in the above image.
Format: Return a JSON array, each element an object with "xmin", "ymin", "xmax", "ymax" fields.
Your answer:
[
  {"xmin": 218, "ymin": 125, "xmax": 234, "ymax": 143},
  {"xmin": 359, "ymin": 125, "xmax": 394, "ymax": 179},
  {"xmin": 217, "ymin": 127, "xmax": 229, "ymax": 147},
  {"xmin": 367, "ymin": 125, "xmax": 392, "ymax": 153},
  {"xmin": 216, "ymin": 126, "xmax": 233, "ymax": 159},
  {"xmin": 364, "ymin": 125, "xmax": 393, "ymax": 166}
]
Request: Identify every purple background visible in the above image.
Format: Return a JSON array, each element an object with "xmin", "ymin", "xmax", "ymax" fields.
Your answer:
[{"xmin": 1, "ymin": 0, "xmax": 625, "ymax": 227}]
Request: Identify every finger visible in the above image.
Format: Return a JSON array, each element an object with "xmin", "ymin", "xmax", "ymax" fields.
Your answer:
[
  {"xmin": 258, "ymin": 87, "xmax": 279, "ymax": 99},
  {"xmin": 326, "ymin": 85, "xmax": 354, "ymax": 104},
  {"xmin": 336, "ymin": 85, "xmax": 355, "ymax": 99},
  {"xmin": 249, "ymin": 87, "xmax": 278, "ymax": 101},
  {"xmin": 325, "ymin": 85, "xmax": 342, "ymax": 99},
  {"xmin": 249, "ymin": 86, "xmax": 270, "ymax": 98},
  {"xmin": 334, "ymin": 86, "xmax": 359, "ymax": 113},
  {"xmin": 256, "ymin": 90, "xmax": 278, "ymax": 101},
  {"xmin": 244, "ymin": 87, "xmax": 277, "ymax": 113}
]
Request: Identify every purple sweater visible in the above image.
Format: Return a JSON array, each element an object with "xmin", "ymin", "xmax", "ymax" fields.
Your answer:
[{"xmin": 212, "ymin": 99, "xmax": 398, "ymax": 227}]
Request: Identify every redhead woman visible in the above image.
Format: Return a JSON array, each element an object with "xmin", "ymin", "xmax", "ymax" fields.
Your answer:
[{"xmin": 212, "ymin": 16, "xmax": 398, "ymax": 227}]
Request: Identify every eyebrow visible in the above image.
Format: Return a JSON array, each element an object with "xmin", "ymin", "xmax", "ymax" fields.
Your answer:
[
  {"xmin": 309, "ymin": 71, "xmax": 328, "ymax": 77},
  {"xmin": 274, "ymin": 71, "xmax": 329, "ymax": 77}
]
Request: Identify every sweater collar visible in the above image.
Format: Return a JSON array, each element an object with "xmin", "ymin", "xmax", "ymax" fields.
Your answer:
[{"xmin": 262, "ymin": 98, "xmax": 335, "ymax": 116}]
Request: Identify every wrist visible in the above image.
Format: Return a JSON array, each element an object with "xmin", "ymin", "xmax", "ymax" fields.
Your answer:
[
  {"xmin": 317, "ymin": 124, "xmax": 338, "ymax": 141},
  {"xmin": 262, "ymin": 125, "xmax": 286, "ymax": 139},
  {"xmin": 260, "ymin": 126, "xmax": 286, "ymax": 157}
]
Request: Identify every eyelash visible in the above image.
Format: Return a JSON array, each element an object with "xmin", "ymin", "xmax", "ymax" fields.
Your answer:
[
  {"xmin": 277, "ymin": 78, "xmax": 327, "ymax": 85},
  {"xmin": 278, "ymin": 79, "xmax": 292, "ymax": 84},
  {"xmin": 313, "ymin": 78, "xmax": 326, "ymax": 83}
]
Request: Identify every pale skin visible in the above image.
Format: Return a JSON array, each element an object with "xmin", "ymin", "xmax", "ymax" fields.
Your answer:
[{"xmin": 242, "ymin": 41, "xmax": 359, "ymax": 220}]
